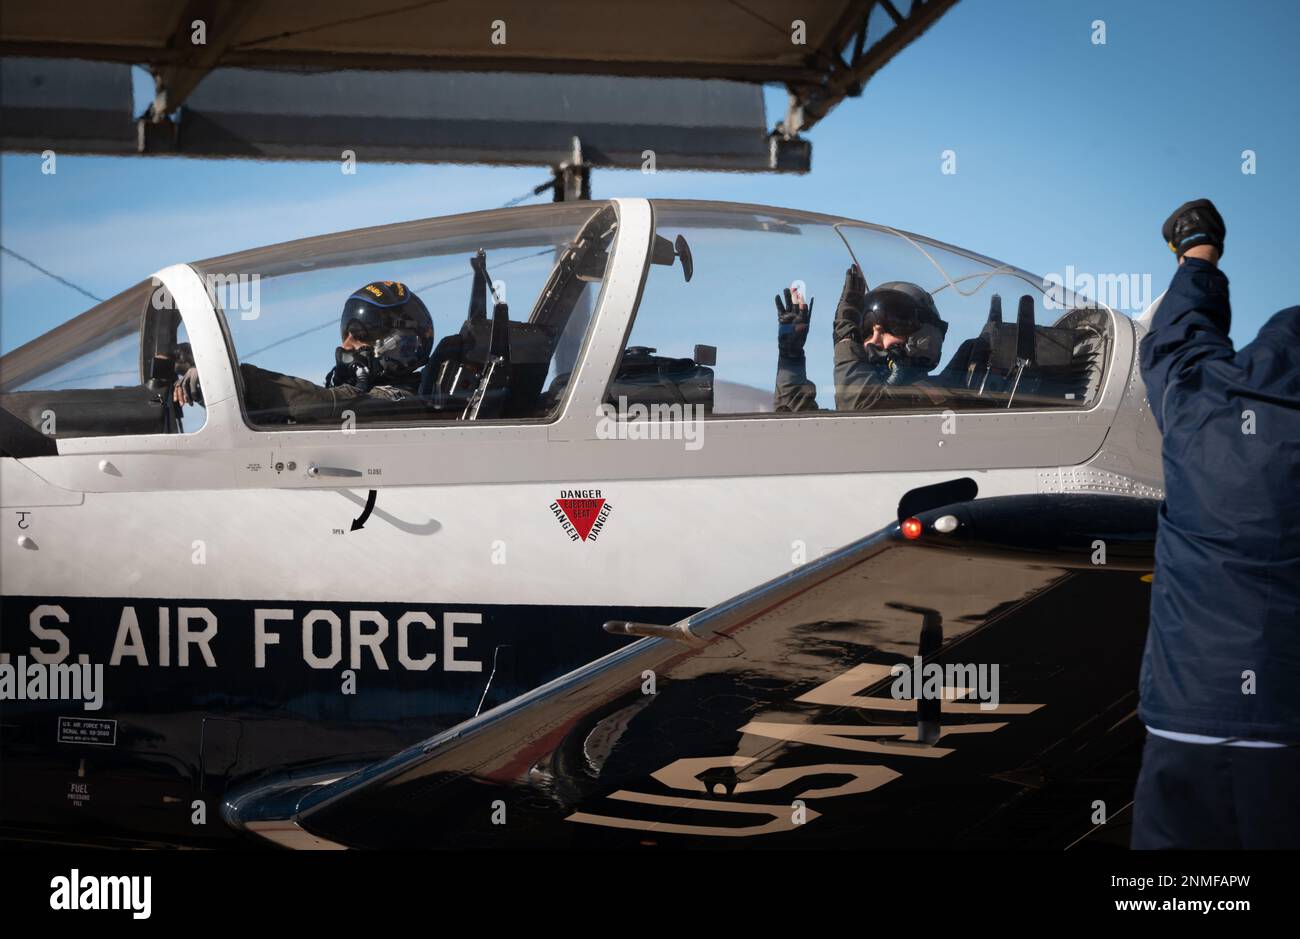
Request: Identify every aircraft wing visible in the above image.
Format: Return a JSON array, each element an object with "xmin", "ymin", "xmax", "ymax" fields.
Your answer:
[{"xmin": 224, "ymin": 493, "xmax": 1157, "ymax": 849}]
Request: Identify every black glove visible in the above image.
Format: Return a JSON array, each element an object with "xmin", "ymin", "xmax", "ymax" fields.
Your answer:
[
  {"xmin": 775, "ymin": 287, "xmax": 813, "ymax": 356},
  {"xmin": 838, "ymin": 264, "xmax": 866, "ymax": 312},
  {"xmin": 1162, "ymin": 198, "xmax": 1225, "ymax": 260},
  {"xmin": 174, "ymin": 366, "xmax": 203, "ymax": 406},
  {"xmin": 833, "ymin": 265, "xmax": 868, "ymax": 345},
  {"xmin": 368, "ymin": 385, "xmax": 412, "ymax": 402}
]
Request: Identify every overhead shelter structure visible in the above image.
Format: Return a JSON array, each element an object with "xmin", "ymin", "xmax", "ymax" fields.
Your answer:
[{"xmin": 1, "ymin": 0, "xmax": 958, "ymax": 189}]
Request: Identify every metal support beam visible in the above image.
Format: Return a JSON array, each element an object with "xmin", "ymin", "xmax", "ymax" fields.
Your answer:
[
  {"xmin": 782, "ymin": 0, "xmax": 961, "ymax": 135},
  {"xmin": 0, "ymin": 41, "xmax": 825, "ymax": 86},
  {"xmin": 149, "ymin": 0, "xmax": 263, "ymax": 119}
]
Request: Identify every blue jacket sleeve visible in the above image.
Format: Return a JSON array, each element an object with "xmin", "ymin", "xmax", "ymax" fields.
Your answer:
[{"xmin": 1138, "ymin": 258, "xmax": 1235, "ymax": 433}]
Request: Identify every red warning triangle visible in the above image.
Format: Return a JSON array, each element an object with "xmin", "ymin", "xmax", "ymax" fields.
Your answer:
[{"xmin": 556, "ymin": 498, "xmax": 605, "ymax": 541}]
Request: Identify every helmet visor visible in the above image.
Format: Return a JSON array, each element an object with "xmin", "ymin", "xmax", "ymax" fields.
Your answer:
[
  {"xmin": 863, "ymin": 287, "xmax": 930, "ymax": 336},
  {"xmin": 341, "ymin": 305, "xmax": 389, "ymax": 344}
]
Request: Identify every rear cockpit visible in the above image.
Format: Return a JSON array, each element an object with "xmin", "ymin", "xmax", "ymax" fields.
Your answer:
[
  {"xmin": 613, "ymin": 201, "xmax": 1115, "ymax": 417},
  {"xmin": 0, "ymin": 199, "xmax": 1120, "ymax": 447}
]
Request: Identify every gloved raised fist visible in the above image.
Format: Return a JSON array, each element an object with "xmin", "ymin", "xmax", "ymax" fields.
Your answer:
[
  {"xmin": 775, "ymin": 286, "xmax": 813, "ymax": 356},
  {"xmin": 833, "ymin": 265, "xmax": 868, "ymax": 345},
  {"xmin": 838, "ymin": 265, "xmax": 867, "ymax": 313},
  {"xmin": 1162, "ymin": 198, "xmax": 1225, "ymax": 261}
]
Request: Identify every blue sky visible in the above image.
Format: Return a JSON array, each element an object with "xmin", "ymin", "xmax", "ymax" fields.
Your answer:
[{"xmin": 2, "ymin": 0, "xmax": 1297, "ymax": 355}]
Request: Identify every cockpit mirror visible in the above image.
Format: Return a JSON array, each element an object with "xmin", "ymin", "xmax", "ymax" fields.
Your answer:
[
  {"xmin": 675, "ymin": 234, "xmax": 693, "ymax": 283},
  {"xmin": 650, "ymin": 233, "xmax": 694, "ymax": 283},
  {"xmin": 694, "ymin": 344, "xmax": 716, "ymax": 367},
  {"xmin": 651, "ymin": 234, "xmax": 675, "ymax": 267}
]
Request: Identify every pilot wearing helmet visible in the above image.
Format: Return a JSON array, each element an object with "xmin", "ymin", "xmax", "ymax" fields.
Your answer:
[
  {"xmin": 325, "ymin": 280, "xmax": 436, "ymax": 396},
  {"xmin": 774, "ymin": 265, "xmax": 948, "ymax": 412},
  {"xmin": 175, "ymin": 280, "xmax": 449, "ymax": 423}
]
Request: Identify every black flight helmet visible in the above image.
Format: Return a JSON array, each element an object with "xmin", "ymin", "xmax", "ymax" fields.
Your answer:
[
  {"xmin": 339, "ymin": 281, "xmax": 434, "ymax": 382},
  {"xmin": 861, "ymin": 281, "xmax": 943, "ymax": 338}
]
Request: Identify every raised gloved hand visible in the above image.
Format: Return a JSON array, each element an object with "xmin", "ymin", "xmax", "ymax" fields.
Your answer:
[
  {"xmin": 1162, "ymin": 198, "xmax": 1225, "ymax": 261},
  {"xmin": 173, "ymin": 366, "xmax": 203, "ymax": 406},
  {"xmin": 775, "ymin": 286, "xmax": 813, "ymax": 356},
  {"xmin": 833, "ymin": 265, "xmax": 868, "ymax": 345}
]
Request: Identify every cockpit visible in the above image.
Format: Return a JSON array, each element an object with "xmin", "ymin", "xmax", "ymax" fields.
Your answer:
[
  {"xmin": 0, "ymin": 199, "xmax": 1118, "ymax": 448},
  {"xmin": 613, "ymin": 201, "xmax": 1113, "ymax": 417},
  {"xmin": 211, "ymin": 201, "xmax": 619, "ymax": 427}
]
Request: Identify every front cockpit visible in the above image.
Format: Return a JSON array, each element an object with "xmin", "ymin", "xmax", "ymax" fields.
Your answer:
[{"xmin": 0, "ymin": 199, "xmax": 1120, "ymax": 449}]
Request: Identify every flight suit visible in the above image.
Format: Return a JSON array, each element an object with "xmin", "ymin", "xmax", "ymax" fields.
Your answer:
[{"xmin": 239, "ymin": 363, "xmax": 455, "ymax": 423}]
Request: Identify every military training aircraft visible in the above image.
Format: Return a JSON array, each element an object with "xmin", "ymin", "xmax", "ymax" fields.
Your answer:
[{"xmin": 0, "ymin": 198, "xmax": 1165, "ymax": 848}]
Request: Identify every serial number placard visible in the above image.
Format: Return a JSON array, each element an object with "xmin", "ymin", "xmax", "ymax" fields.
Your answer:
[{"xmin": 57, "ymin": 716, "xmax": 117, "ymax": 746}]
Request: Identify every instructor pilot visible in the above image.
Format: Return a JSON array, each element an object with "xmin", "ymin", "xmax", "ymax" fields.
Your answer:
[{"xmin": 773, "ymin": 266, "xmax": 948, "ymax": 412}]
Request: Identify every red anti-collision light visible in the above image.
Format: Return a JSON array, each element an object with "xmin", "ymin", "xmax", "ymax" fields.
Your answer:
[{"xmin": 901, "ymin": 517, "xmax": 923, "ymax": 540}]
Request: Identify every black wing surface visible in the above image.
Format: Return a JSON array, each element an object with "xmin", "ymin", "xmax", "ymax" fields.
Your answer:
[{"xmin": 224, "ymin": 494, "xmax": 1157, "ymax": 849}]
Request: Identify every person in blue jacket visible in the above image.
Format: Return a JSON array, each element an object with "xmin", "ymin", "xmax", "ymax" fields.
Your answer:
[{"xmin": 1133, "ymin": 198, "xmax": 1300, "ymax": 849}]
